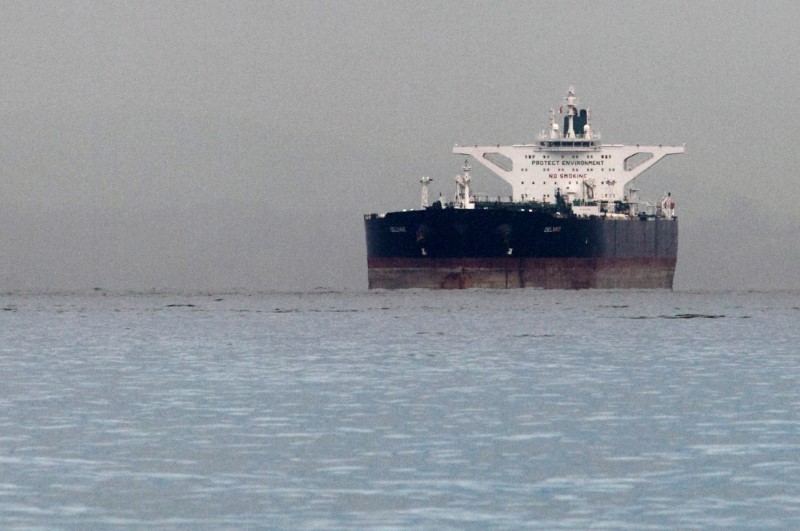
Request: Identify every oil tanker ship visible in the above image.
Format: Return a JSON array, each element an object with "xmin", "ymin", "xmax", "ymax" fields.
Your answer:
[{"xmin": 364, "ymin": 87, "xmax": 685, "ymax": 289}]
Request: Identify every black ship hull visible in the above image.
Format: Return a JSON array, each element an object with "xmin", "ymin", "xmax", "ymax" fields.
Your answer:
[{"xmin": 364, "ymin": 209, "xmax": 677, "ymax": 289}]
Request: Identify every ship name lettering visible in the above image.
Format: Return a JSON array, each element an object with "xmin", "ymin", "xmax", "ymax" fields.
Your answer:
[
  {"xmin": 543, "ymin": 226, "xmax": 561, "ymax": 233},
  {"xmin": 390, "ymin": 226, "xmax": 406, "ymax": 233}
]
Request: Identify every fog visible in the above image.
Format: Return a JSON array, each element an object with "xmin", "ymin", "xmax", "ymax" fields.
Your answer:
[{"xmin": 1, "ymin": 1, "xmax": 797, "ymax": 291}]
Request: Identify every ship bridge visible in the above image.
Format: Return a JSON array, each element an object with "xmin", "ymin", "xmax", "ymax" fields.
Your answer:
[{"xmin": 453, "ymin": 87, "xmax": 684, "ymax": 205}]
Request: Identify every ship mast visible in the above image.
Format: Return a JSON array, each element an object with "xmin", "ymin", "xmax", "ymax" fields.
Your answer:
[
  {"xmin": 420, "ymin": 176, "xmax": 432, "ymax": 208},
  {"xmin": 454, "ymin": 160, "xmax": 474, "ymax": 209},
  {"xmin": 565, "ymin": 85, "xmax": 578, "ymax": 138}
]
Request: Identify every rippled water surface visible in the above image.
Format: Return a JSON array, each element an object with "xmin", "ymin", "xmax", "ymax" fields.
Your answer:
[{"xmin": 1, "ymin": 289, "xmax": 799, "ymax": 528}]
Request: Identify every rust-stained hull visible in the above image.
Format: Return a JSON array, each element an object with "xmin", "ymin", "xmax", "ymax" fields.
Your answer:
[{"xmin": 368, "ymin": 257, "xmax": 676, "ymax": 289}]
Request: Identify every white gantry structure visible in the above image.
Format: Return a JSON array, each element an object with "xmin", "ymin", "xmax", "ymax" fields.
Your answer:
[{"xmin": 452, "ymin": 86, "xmax": 684, "ymax": 208}]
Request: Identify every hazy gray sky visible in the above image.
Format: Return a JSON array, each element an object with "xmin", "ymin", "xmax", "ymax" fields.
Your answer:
[{"xmin": 0, "ymin": 1, "xmax": 798, "ymax": 291}]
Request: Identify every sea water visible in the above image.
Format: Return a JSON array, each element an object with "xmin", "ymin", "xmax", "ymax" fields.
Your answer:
[{"xmin": 0, "ymin": 289, "xmax": 798, "ymax": 528}]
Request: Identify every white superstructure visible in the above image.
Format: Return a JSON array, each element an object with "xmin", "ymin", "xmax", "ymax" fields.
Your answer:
[{"xmin": 453, "ymin": 86, "xmax": 684, "ymax": 206}]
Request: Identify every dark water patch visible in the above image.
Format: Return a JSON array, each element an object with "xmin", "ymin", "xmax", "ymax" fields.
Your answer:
[
  {"xmin": 625, "ymin": 313, "xmax": 729, "ymax": 320},
  {"xmin": 306, "ymin": 287, "xmax": 346, "ymax": 295},
  {"xmin": 271, "ymin": 308, "xmax": 361, "ymax": 314},
  {"xmin": 303, "ymin": 308, "xmax": 361, "ymax": 313},
  {"xmin": 666, "ymin": 313, "xmax": 727, "ymax": 319}
]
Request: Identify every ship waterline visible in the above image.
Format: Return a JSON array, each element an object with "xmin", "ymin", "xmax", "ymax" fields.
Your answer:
[{"xmin": 368, "ymin": 256, "xmax": 676, "ymax": 290}]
